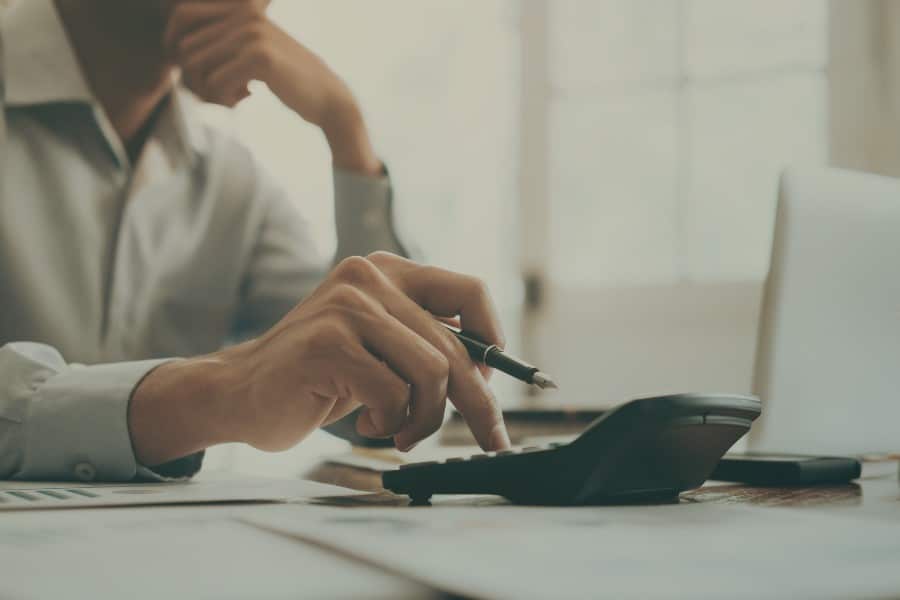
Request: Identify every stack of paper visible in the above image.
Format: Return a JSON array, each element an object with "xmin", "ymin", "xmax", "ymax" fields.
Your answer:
[{"xmin": 0, "ymin": 477, "xmax": 353, "ymax": 510}]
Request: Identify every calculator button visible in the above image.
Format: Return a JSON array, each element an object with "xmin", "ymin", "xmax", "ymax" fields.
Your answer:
[
  {"xmin": 521, "ymin": 446, "xmax": 543, "ymax": 453},
  {"xmin": 469, "ymin": 454, "xmax": 490, "ymax": 460},
  {"xmin": 496, "ymin": 450, "xmax": 516, "ymax": 456},
  {"xmin": 445, "ymin": 457, "xmax": 466, "ymax": 463},
  {"xmin": 548, "ymin": 442, "xmax": 566, "ymax": 448},
  {"xmin": 399, "ymin": 461, "xmax": 439, "ymax": 470}
]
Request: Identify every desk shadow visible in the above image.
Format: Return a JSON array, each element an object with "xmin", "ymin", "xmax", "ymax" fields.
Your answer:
[
  {"xmin": 309, "ymin": 492, "xmax": 512, "ymax": 508},
  {"xmin": 309, "ymin": 492, "xmax": 411, "ymax": 507},
  {"xmin": 309, "ymin": 492, "xmax": 686, "ymax": 508},
  {"xmin": 312, "ymin": 484, "xmax": 865, "ymax": 509}
]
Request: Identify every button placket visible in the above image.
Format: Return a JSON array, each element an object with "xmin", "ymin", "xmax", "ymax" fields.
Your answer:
[{"xmin": 103, "ymin": 179, "xmax": 135, "ymax": 358}]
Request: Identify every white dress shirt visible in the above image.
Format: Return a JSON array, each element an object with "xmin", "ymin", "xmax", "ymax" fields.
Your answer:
[{"xmin": 0, "ymin": 0, "xmax": 406, "ymax": 481}]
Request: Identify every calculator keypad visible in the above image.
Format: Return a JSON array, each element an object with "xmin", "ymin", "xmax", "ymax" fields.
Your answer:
[{"xmin": 401, "ymin": 443, "xmax": 561, "ymax": 469}]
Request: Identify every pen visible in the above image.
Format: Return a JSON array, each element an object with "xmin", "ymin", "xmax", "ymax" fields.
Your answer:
[{"xmin": 441, "ymin": 323, "xmax": 558, "ymax": 390}]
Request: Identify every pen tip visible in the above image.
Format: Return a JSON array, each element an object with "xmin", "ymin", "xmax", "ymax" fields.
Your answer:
[{"xmin": 532, "ymin": 372, "xmax": 559, "ymax": 390}]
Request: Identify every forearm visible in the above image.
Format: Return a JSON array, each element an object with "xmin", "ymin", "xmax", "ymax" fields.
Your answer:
[
  {"xmin": 128, "ymin": 354, "xmax": 239, "ymax": 467},
  {"xmin": 321, "ymin": 98, "xmax": 383, "ymax": 176},
  {"xmin": 166, "ymin": 2, "xmax": 383, "ymax": 176}
]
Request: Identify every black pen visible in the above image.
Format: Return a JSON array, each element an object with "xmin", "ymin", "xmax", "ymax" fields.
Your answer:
[{"xmin": 441, "ymin": 323, "xmax": 558, "ymax": 389}]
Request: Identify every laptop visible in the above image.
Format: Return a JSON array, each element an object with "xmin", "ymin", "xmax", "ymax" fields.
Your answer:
[{"xmin": 748, "ymin": 167, "xmax": 900, "ymax": 456}]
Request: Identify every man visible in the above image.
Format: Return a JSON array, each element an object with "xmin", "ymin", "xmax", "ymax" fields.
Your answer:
[{"xmin": 0, "ymin": 0, "xmax": 510, "ymax": 481}]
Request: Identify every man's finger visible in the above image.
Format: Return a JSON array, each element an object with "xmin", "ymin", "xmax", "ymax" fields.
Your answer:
[
  {"xmin": 172, "ymin": 9, "xmax": 254, "ymax": 63},
  {"xmin": 437, "ymin": 317, "xmax": 493, "ymax": 380},
  {"xmin": 163, "ymin": 2, "xmax": 236, "ymax": 56},
  {"xmin": 333, "ymin": 256, "xmax": 509, "ymax": 451},
  {"xmin": 204, "ymin": 47, "xmax": 269, "ymax": 104},
  {"xmin": 354, "ymin": 309, "xmax": 450, "ymax": 451},
  {"xmin": 368, "ymin": 252, "xmax": 506, "ymax": 350},
  {"xmin": 306, "ymin": 282, "xmax": 418, "ymax": 439},
  {"xmin": 319, "ymin": 275, "xmax": 449, "ymax": 448},
  {"xmin": 340, "ymin": 346, "xmax": 409, "ymax": 438}
]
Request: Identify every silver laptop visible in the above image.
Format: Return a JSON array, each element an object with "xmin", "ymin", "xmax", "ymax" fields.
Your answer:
[{"xmin": 748, "ymin": 167, "xmax": 900, "ymax": 456}]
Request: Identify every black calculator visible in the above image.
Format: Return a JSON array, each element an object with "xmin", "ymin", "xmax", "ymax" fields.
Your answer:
[{"xmin": 382, "ymin": 393, "xmax": 761, "ymax": 505}]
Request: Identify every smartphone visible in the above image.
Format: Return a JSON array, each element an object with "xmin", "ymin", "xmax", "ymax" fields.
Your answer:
[{"xmin": 710, "ymin": 453, "xmax": 861, "ymax": 485}]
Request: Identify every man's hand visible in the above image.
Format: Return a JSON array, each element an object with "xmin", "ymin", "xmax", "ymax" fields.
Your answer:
[
  {"xmin": 129, "ymin": 253, "xmax": 511, "ymax": 467},
  {"xmin": 163, "ymin": 0, "xmax": 381, "ymax": 175}
]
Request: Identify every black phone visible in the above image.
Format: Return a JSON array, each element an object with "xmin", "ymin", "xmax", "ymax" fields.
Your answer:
[{"xmin": 711, "ymin": 453, "xmax": 861, "ymax": 485}]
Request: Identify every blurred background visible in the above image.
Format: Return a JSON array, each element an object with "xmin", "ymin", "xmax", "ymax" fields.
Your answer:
[{"xmin": 202, "ymin": 0, "xmax": 900, "ymax": 473}]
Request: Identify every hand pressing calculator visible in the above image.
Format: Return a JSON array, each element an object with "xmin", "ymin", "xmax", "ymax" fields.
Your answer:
[{"xmin": 382, "ymin": 393, "xmax": 761, "ymax": 505}]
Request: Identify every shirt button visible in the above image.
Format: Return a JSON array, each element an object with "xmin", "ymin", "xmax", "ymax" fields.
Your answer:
[{"xmin": 73, "ymin": 462, "xmax": 97, "ymax": 482}]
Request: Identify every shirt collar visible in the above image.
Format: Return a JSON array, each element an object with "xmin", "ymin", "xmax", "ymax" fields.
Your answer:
[
  {"xmin": 2, "ymin": 0, "xmax": 207, "ymax": 166},
  {"xmin": 2, "ymin": 0, "xmax": 94, "ymax": 105},
  {"xmin": 166, "ymin": 88, "xmax": 208, "ymax": 165}
]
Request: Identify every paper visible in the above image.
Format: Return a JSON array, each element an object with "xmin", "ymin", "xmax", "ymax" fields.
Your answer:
[
  {"xmin": 243, "ymin": 501, "xmax": 900, "ymax": 600},
  {"xmin": 0, "ymin": 506, "xmax": 431, "ymax": 600},
  {"xmin": 0, "ymin": 475, "xmax": 356, "ymax": 510}
]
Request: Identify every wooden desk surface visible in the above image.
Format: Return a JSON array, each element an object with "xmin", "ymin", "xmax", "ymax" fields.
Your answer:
[
  {"xmin": 293, "ymin": 455, "xmax": 900, "ymax": 598},
  {"xmin": 304, "ymin": 453, "xmax": 900, "ymax": 520}
]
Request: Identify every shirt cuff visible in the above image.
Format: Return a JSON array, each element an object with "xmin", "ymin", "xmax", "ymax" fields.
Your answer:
[
  {"xmin": 136, "ymin": 452, "xmax": 205, "ymax": 482},
  {"xmin": 333, "ymin": 166, "xmax": 408, "ymax": 259},
  {"xmin": 21, "ymin": 356, "xmax": 201, "ymax": 481}
]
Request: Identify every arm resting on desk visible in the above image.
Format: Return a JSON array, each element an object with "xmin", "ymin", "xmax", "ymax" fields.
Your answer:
[{"xmin": 0, "ymin": 342, "xmax": 199, "ymax": 481}]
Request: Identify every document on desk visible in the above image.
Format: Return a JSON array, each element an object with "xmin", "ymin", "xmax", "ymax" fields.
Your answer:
[
  {"xmin": 243, "ymin": 502, "xmax": 900, "ymax": 600},
  {"xmin": 0, "ymin": 506, "xmax": 431, "ymax": 600},
  {"xmin": 0, "ymin": 476, "xmax": 355, "ymax": 510}
]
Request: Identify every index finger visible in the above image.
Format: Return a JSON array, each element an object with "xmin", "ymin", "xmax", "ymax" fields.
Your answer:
[
  {"xmin": 365, "ymin": 253, "xmax": 510, "ymax": 450},
  {"xmin": 163, "ymin": 1, "xmax": 237, "ymax": 56},
  {"xmin": 367, "ymin": 253, "xmax": 506, "ymax": 349}
]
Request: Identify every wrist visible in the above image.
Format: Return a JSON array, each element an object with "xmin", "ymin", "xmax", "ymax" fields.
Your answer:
[
  {"xmin": 321, "ymin": 98, "xmax": 383, "ymax": 176},
  {"xmin": 128, "ymin": 351, "xmax": 243, "ymax": 466}
]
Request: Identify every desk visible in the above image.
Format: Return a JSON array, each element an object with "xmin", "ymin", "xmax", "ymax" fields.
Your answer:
[
  {"xmin": 291, "ymin": 456, "xmax": 900, "ymax": 599},
  {"xmin": 0, "ymin": 476, "xmax": 441, "ymax": 600},
  {"xmin": 3, "ymin": 459, "xmax": 898, "ymax": 600},
  {"xmin": 306, "ymin": 451, "xmax": 899, "ymax": 515}
]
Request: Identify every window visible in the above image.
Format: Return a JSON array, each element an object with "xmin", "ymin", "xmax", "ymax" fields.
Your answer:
[{"xmin": 525, "ymin": 0, "xmax": 828, "ymax": 406}]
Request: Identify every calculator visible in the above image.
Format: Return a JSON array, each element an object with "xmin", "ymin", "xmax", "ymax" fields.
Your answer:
[{"xmin": 382, "ymin": 393, "xmax": 761, "ymax": 505}]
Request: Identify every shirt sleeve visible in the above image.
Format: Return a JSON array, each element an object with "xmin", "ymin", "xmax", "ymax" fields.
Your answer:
[
  {"xmin": 333, "ymin": 167, "xmax": 408, "ymax": 260},
  {"xmin": 233, "ymin": 164, "xmax": 411, "ymax": 337},
  {"xmin": 0, "ymin": 342, "xmax": 202, "ymax": 481}
]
